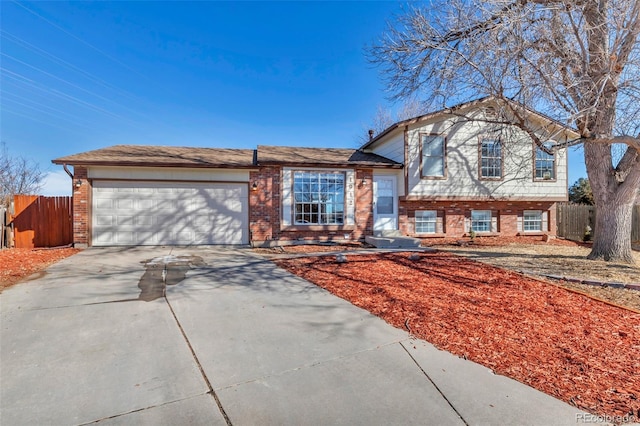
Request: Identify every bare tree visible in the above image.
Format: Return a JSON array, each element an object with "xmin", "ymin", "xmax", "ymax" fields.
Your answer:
[
  {"xmin": 0, "ymin": 142, "xmax": 44, "ymax": 206},
  {"xmin": 358, "ymin": 98, "xmax": 430, "ymax": 144},
  {"xmin": 369, "ymin": 0, "xmax": 640, "ymax": 263}
]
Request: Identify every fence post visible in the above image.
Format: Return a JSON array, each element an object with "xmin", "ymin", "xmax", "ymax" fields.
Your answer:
[{"xmin": 1, "ymin": 206, "xmax": 5, "ymax": 249}]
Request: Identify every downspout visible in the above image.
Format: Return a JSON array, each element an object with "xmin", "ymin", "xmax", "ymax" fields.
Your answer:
[
  {"xmin": 62, "ymin": 163, "xmax": 74, "ymax": 179},
  {"xmin": 62, "ymin": 163, "xmax": 75, "ymax": 248}
]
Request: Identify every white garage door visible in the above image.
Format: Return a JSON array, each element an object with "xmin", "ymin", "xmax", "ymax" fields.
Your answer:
[{"xmin": 92, "ymin": 181, "xmax": 249, "ymax": 246}]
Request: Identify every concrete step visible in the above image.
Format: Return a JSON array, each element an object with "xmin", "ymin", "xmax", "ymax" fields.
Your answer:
[
  {"xmin": 373, "ymin": 229, "xmax": 404, "ymax": 238},
  {"xmin": 365, "ymin": 235, "xmax": 421, "ymax": 248}
]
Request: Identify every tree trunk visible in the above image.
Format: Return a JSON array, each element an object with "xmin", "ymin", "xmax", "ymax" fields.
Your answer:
[
  {"xmin": 588, "ymin": 199, "xmax": 636, "ymax": 263},
  {"xmin": 584, "ymin": 142, "xmax": 638, "ymax": 263}
]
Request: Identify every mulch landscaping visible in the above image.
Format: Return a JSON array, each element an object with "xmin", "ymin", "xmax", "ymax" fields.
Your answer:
[
  {"xmin": 0, "ymin": 248, "xmax": 80, "ymax": 292},
  {"xmin": 275, "ymin": 251, "xmax": 640, "ymax": 421}
]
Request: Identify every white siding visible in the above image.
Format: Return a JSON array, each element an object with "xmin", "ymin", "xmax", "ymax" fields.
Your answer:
[
  {"xmin": 367, "ymin": 130, "xmax": 404, "ymax": 163},
  {"xmin": 379, "ymin": 115, "xmax": 568, "ymax": 200}
]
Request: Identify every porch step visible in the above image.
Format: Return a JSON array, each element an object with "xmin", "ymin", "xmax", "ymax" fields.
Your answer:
[
  {"xmin": 373, "ymin": 230, "xmax": 404, "ymax": 238},
  {"xmin": 365, "ymin": 234, "xmax": 421, "ymax": 249}
]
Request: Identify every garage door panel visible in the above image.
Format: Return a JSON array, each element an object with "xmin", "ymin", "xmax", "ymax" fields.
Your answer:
[
  {"xmin": 156, "ymin": 199, "xmax": 177, "ymax": 210},
  {"xmin": 92, "ymin": 181, "xmax": 248, "ymax": 246},
  {"xmin": 116, "ymin": 199, "xmax": 134, "ymax": 210},
  {"xmin": 137, "ymin": 199, "xmax": 154, "ymax": 209},
  {"xmin": 136, "ymin": 216, "xmax": 153, "ymax": 226},
  {"xmin": 95, "ymin": 199, "xmax": 113, "ymax": 209},
  {"xmin": 95, "ymin": 216, "xmax": 113, "ymax": 226},
  {"xmin": 136, "ymin": 232, "xmax": 156, "ymax": 244},
  {"xmin": 116, "ymin": 216, "xmax": 134, "ymax": 226},
  {"xmin": 115, "ymin": 231, "xmax": 134, "ymax": 244}
]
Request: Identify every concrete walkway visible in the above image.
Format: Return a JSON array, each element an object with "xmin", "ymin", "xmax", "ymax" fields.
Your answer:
[{"xmin": 1, "ymin": 247, "xmax": 591, "ymax": 425}]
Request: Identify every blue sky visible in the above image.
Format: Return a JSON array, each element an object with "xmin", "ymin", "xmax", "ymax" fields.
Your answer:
[{"xmin": 1, "ymin": 1, "xmax": 586, "ymax": 195}]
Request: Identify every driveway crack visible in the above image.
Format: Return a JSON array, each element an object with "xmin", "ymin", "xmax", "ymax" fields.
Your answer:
[
  {"xmin": 400, "ymin": 341, "xmax": 469, "ymax": 426},
  {"xmin": 163, "ymin": 263, "xmax": 232, "ymax": 425}
]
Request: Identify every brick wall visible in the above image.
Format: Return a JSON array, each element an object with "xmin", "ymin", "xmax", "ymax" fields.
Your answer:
[
  {"xmin": 72, "ymin": 166, "xmax": 90, "ymax": 247},
  {"xmin": 249, "ymin": 167, "xmax": 280, "ymax": 242},
  {"xmin": 249, "ymin": 167, "xmax": 374, "ymax": 246},
  {"xmin": 354, "ymin": 169, "xmax": 374, "ymax": 238},
  {"xmin": 399, "ymin": 200, "xmax": 557, "ymax": 238}
]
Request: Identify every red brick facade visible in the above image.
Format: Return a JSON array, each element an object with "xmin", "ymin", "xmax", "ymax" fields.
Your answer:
[
  {"xmin": 399, "ymin": 200, "xmax": 557, "ymax": 239},
  {"xmin": 72, "ymin": 166, "xmax": 90, "ymax": 247},
  {"xmin": 70, "ymin": 165, "xmax": 558, "ymax": 247},
  {"xmin": 249, "ymin": 167, "xmax": 374, "ymax": 246}
]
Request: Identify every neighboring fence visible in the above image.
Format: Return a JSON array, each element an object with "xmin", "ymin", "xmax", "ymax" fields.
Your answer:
[
  {"xmin": 10, "ymin": 195, "xmax": 73, "ymax": 249},
  {"xmin": 557, "ymin": 203, "xmax": 640, "ymax": 242},
  {"xmin": 1, "ymin": 205, "xmax": 7, "ymax": 249}
]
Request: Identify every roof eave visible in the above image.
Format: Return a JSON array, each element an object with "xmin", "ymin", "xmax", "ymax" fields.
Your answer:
[
  {"xmin": 258, "ymin": 161, "xmax": 402, "ymax": 169},
  {"xmin": 51, "ymin": 160, "xmax": 257, "ymax": 169},
  {"xmin": 360, "ymin": 96, "xmax": 581, "ymax": 148}
]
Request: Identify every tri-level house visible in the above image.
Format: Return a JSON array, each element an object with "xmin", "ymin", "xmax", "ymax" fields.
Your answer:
[{"xmin": 53, "ymin": 98, "xmax": 577, "ymax": 247}]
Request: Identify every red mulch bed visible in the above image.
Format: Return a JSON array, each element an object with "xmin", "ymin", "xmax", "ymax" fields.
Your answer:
[
  {"xmin": 0, "ymin": 248, "xmax": 80, "ymax": 292},
  {"xmin": 275, "ymin": 251, "xmax": 640, "ymax": 421}
]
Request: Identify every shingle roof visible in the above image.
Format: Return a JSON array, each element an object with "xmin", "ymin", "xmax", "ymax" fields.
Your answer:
[
  {"xmin": 52, "ymin": 145, "xmax": 257, "ymax": 168},
  {"xmin": 257, "ymin": 145, "xmax": 401, "ymax": 167},
  {"xmin": 52, "ymin": 144, "xmax": 401, "ymax": 169}
]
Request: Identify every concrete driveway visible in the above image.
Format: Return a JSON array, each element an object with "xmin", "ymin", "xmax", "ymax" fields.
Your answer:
[{"xmin": 1, "ymin": 247, "xmax": 588, "ymax": 425}]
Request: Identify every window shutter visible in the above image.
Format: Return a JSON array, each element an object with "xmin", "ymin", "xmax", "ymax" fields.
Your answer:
[
  {"xmin": 542, "ymin": 210, "xmax": 549, "ymax": 232},
  {"xmin": 436, "ymin": 211, "xmax": 444, "ymax": 234},
  {"xmin": 516, "ymin": 211, "xmax": 523, "ymax": 233},
  {"xmin": 491, "ymin": 211, "xmax": 498, "ymax": 233},
  {"xmin": 464, "ymin": 211, "xmax": 471, "ymax": 233}
]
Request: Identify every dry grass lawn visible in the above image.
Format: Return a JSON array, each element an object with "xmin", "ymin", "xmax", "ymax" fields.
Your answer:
[{"xmin": 442, "ymin": 243, "xmax": 640, "ymax": 311}]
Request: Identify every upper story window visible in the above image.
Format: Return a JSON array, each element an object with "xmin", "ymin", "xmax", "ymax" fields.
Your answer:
[
  {"xmin": 293, "ymin": 171, "xmax": 345, "ymax": 225},
  {"xmin": 421, "ymin": 134, "xmax": 446, "ymax": 178},
  {"xmin": 480, "ymin": 138, "xmax": 502, "ymax": 179},
  {"xmin": 535, "ymin": 142, "xmax": 555, "ymax": 180}
]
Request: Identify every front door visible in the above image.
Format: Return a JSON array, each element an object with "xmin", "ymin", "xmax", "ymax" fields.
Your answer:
[{"xmin": 373, "ymin": 175, "xmax": 398, "ymax": 231}]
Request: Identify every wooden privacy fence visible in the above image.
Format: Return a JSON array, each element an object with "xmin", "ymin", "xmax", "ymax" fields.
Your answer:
[
  {"xmin": 557, "ymin": 203, "xmax": 640, "ymax": 242},
  {"xmin": 1, "ymin": 206, "xmax": 7, "ymax": 249},
  {"xmin": 10, "ymin": 195, "xmax": 73, "ymax": 249}
]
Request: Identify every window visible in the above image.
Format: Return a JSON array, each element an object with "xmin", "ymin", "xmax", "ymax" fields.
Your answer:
[
  {"xmin": 471, "ymin": 210, "xmax": 492, "ymax": 233},
  {"xmin": 535, "ymin": 142, "xmax": 555, "ymax": 180},
  {"xmin": 293, "ymin": 171, "xmax": 344, "ymax": 225},
  {"xmin": 523, "ymin": 210, "xmax": 543, "ymax": 232},
  {"xmin": 415, "ymin": 210, "xmax": 437, "ymax": 234},
  {"xmin": 480, "ymin": 138, "xmax": 502, "ymax": 178},
  {"xmin": 421, "ymin": 134, "xmax": 445, "ymax": 177},
  {"xmin": 375, "ymin": 178, "xmax": 395, "ymax": 215}
]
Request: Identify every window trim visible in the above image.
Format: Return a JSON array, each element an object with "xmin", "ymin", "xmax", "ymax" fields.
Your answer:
[
  {"xmin": 419, "ymin": 133, "xmax": 447, "ymax": 180},
  {"xmin": 533, "ymin": 141, "xmax": 557, "ymax": 182},
  {"xmin": 522, "ymin": 210, "xmax": 543, "ymax": 232},
  {"xmin": 470, "ymin": 209, "xmax": 495, "ymax": 233},
  {"xmin": 478, "ymin": 137, "xmax": 503, "ymax": 180},
  {"xmin": 292, "ymin": 170, "xmax": 346, "ymax": 226},
  {"xmin": 415, "ymin": 210, "xmax": 438, "ymax": 234}
]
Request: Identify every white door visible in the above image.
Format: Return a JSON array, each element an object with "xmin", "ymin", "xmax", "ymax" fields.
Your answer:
[
  {"xmin": 373, "ymin": 175, "xmax": 398, "ymax": 231},
  {"xmin": 92, "ymin": 181, "xmax": 249, "ymax": 246}
]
